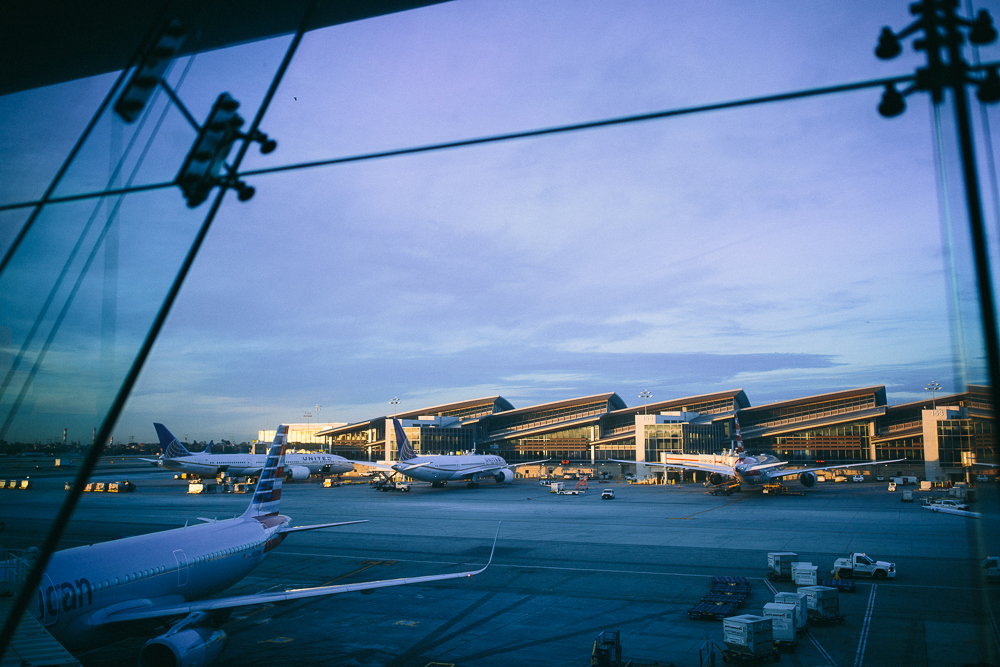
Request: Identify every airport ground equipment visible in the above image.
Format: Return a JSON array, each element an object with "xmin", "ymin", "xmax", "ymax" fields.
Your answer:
[
  {"xmin": 798, "ymin": 586, "xmax": 845, "ymax": 626},
  {"xmin": 762, "ymin": 483, "xmax": 802, "ymax": 496},
  {"xmin": 819, "ymin": 578, "xmax": 856, "ymax": 593},
  {"xmin": 762, "ymin": 603, "xmax": 798, "ymax": 651},
  {"xmin": 187, "ymin": 481, "xmax": 217, "ymax": 494},
  {"xmin": 688, "ymin": 577, "xmax": 751, "ymax": 620},
  {"xmin": 3, "ymin": 480, "xmax": 32, "ymax": 490},
  {"xmin": 983, "ymin": 557, "xmax": 1000, "ymax": 582},
  {"xmin": 831, "ymin": 552, "xmax": 895, "ymax": 579},
  {"xmin": 709, "ymin": 481, "xmax": 740, "ymax": 496},
  {"xmin": 791, "ymin": 563, "xmax": 817, "ymax": 585},
  {"xmin": 601, "ymin": 489, "xmax": 616, "ymax": 500},
  {"xmin": 766, "ymin": 553, "xmax": 797, "ymax": 581},
  {"xmin": 721, "ymin": 614, "xmax": 780, "ymax": 663},
  {"xmin": 591, "ymin": 629, "xmax": 627, "ymax": 667},
  {"xmin": 773, "ymin": 592, "xmax": 808, "ymax": 633},
  {"xmin": 81, "ymin": 480, "xmax": 133, "ymax": 492},
  {"xmin": 901, "ymin": 489, "xmax": 913, "ymax": 501},
  {"xmin": 323, "ymin": 478, "xmax": 341, "ymax": 488}
]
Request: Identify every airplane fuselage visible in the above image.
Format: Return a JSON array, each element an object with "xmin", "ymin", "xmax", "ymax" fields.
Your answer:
[
  {"xmin": 155, "ymin": 453, "xmax": 352, "ymax": 477},
  {"xmin": 21, "ymin": 515, "xmax": 288, "ymax": 652},
  {"xmin": 393, "ymin": 455, "xmax": 511, "ymax": 483}
]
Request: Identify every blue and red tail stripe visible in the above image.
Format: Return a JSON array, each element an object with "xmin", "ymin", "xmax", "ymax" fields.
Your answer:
[{"xmin": 243, "ymin": 425, "xmax": 288, "ymax": 519}]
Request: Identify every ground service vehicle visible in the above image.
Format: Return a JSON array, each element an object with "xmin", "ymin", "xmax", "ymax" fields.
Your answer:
[
  {"xmin": 983, "ymin": 557, "xmax": 1000, "ymax": 582},
  {"xmin": 831, "ymin": 552, "xmax": 896, "ymax": 579},
  {"xmin": 852, "ymin": 475, "xmax": 865, "ymax": 482},
  {"xmin": 928, "ymin": 498, "xmax": 969, "ymax": 511},
  {"xmin": 601, "ymin": 489, "xmax": 615, "ymax": 500}
]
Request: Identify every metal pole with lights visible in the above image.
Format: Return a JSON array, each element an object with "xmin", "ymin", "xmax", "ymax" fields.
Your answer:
[
  {"xmin": 639, "ymin": 390, "xmax": 652, "ymax": 415},
  {"xmin": 926, "ymin": 380, "xmax": 943, "ymax": 408},
  {"xmin": 876, "ymin": 1, "xmax": 1000, "ymax": 427}
]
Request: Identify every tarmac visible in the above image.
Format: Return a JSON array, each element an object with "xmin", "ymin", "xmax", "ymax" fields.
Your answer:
[{"xmin": 2, "ymin": 457, "xmax": 1000, "ymax": 667}]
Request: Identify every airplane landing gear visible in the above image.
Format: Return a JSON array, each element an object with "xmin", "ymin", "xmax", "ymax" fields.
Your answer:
[
  {"xmin": 467, "ymin": 481, "xmax": 480, "ymax": 489},
  {"xmin": 431, "ymin": 481, "xmax": 446, "ymax": 488}
]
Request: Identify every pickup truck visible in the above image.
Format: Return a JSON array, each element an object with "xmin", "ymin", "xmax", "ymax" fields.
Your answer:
[
  {"xmin": 927, "ymin": 498, "xmax": 970, "ymax": 511},
  {"xmin": 601, "ymin": 489, "xmax": 616, "ymax": 500},
  {"xmin": 831, "ymin": 552, "xmax": 896, "ymax": 579}
]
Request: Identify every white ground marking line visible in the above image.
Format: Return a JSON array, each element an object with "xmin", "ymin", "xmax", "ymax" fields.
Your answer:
[
  {"xmin": 762, "ymin": 577, "xmax": 835, "ymax": 665},
  {"xmin": 986, "ymin": 597, "xmax": 1000, "ymax": 659},
  {"xmin": 853, "ymin": 583, "xmax": 877, "ymax": 667},
  {"xmin": 808, "ymin": 630, "xmax": 837, "ymax": 667}
]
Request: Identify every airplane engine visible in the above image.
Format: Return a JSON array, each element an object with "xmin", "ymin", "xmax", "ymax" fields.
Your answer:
[
  {"xmin": 708, "ymin": 473, "xmax": 725, "ymax": 486},
  {"xmin": 286, "ymin": 465, "xmax": 311, "ymax": 481},
  {"xmin": 799, "ymin": 471, "xmax": 817, "ymax": 488},
  {"xmin": 139, "ymin": 627, "xmax": 227, "ymax": 667},
  {"xmin": 494, "ymin": 469, "xmax": 514, "ymax": 484}
]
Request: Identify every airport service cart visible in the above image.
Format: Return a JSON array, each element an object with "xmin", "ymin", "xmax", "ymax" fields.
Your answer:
[
  {"xmin": 766, "ymin": 552, "xmax": 798, "ymax": 581},
  {"xmin": 798, "ymin": 585, "xmax": 845, "ymax": 626},
  {"xmin": 720, "ymin": 614, "xmax": 781, "ymax": 663}
]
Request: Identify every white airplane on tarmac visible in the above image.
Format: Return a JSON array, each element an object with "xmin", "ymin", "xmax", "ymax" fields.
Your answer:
[
  {"xmin": 1, "ymin": 425, "xmax": 496, "ymax": 667},
  {"xmin": 351, "ymin": 419, "xmax": 547, "ymax": 488},
  {"xmin": 614, "ymin": 415, "xmax": 903, "ymax": 489},
  {"xmin": 145, "ymin": 422, "xmax": 354, "ymax": 480}
]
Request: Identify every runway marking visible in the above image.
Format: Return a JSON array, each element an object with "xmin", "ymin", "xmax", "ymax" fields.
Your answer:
[
  {"xmin": 986, "ymin": 597, "xmax": 1000, "ymax": 659},
  {"xmin": 667, "ymin": 495, "xmax": 751, "ymax": 519},
  {"xmin": 394, "ymin": 620, "xmax": 420, "ymax": 627},
  {"xmin": 853, "ymin": 583, "xmax": 877, "ymax": 667},
  {"xmin": 258, "ymin": 636, "xmax": 294, "ymax": 644},
  {"xmin": 808, "ymin": 630, "xmax": 836, "ymax": 666},
  {"xmin": 763, "ymin": 579, "xmax": 777, "ymax": 594}
]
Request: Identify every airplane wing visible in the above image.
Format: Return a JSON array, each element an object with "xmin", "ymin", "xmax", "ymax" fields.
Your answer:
[
  {"xmin": 278, "ymin": 519, "xmax": 368, "ymax": 534},
  {"xmin": 138, "ymin": 458, "xmax": 162, "ymax": 464},
  {"xmin": 507, "ymin": 459, "xmax": 549, "ymax": 468},
  {"xmin": 608, "ymin": 458, "xmax": 734, "ymax": 476},
  {"xmin": 767, "ymin": 458, "xmax": 907, "ymax": 479},
  {"xmin": 923, "ymin": 505, "xmax": 982, "ymax": 518},
  {"xmin": 344, "ymin": 460, "xmax": 395, "ymax": 472},
  {"xmin": 99, "ymin": 524, "xmax": 500, "ymax": 625}
]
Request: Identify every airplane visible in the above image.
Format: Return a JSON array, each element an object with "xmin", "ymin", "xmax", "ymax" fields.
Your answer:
[
  {"xmin": 350, "ymin": 418, "xmax": 547, "ymax": 488},
  {"xmin": 613, "ymin": 415, "xmax": 904, "ymax": 489},
  {"xmin": 2, "ymin": 425, "xmax": 496, "ymax": 666},
  {"xmin": 145, "ymin": 423, "xmax": 354, "ymax": 480}
]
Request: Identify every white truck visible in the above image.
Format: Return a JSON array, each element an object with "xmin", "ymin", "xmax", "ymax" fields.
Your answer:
[
  {"xmin": 831, "ymin": 552, "xmax": 896, "ymax": 579},
  {"xmin": 550, "ymin": 482, "xmax": 582, "ymax": 495}
]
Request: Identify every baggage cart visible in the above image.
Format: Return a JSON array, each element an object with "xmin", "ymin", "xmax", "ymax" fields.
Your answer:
[{"xmin": 766, "ymin": 552, "xmax": 797, "ymax": 581}]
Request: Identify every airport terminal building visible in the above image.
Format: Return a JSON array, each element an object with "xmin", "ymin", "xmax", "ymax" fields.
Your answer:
[{"xmin": 314, "ymin": 385, "xmax": 995, "ymax": 483}]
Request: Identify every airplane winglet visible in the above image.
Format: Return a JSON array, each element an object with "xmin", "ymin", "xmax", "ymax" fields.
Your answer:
[{"xmin": 484, "ymin": 521, "xmax": 501, "ymax": 570}]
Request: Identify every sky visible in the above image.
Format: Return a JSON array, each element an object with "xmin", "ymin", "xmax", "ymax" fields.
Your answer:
[{"xmin": 4, "ymin": 0, "xmax": 1000, "ymax": 443}]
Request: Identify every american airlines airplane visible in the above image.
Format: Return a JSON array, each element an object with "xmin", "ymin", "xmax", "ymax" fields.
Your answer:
[
  {"xmin": 4, "ymin": 425, "xmax": 495, "ymax": 667},
  {"xmin": 146, "ymin": 423, "xmax": 354, "ymax": 480},
  {"xmin": 353, "ymin": 419, "xmax": 546, "ymax": 488},
  {"xmin": 615, "ymin": 415, "xmax": 903, "ymax": 488}
]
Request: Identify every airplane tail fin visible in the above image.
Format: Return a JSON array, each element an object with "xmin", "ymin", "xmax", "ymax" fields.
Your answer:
[
  {"xmin": 242, "ymin": 425, "xmax": 288, "ymax": 519},
  {"xmin": 154, "ymin": 423, "xmax": 193, "ymax": 458},
  {"xmin": 393, "ymin": 418, "xmax": 417, "ymax": 461}
]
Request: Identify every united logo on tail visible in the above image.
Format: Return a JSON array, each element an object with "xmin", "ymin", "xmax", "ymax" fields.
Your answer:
[
  {"xmin": 394, "ymin": 419, "xmax": 417, "ymax": 461},
  {"xmin": 154, "ymin": 422, "xmax": 193, "ymax": 458}
]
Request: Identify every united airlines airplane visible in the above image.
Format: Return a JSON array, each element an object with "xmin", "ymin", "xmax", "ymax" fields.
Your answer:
[
  {"xmin": 351, "ymin": 419, "xmax": 546, "ymax": 488},
  {"xmin": 5, "ymin": 425, "xmax": 495, "ymax": 666},
  {"xmin": 145, "ymin": 423, "xmax": 354, "ymax": 480}
]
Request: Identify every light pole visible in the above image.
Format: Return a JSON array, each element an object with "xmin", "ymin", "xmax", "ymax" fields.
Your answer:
[
  {"xmin": 925, "ymin": 381, "xmax": 942, "ymax": 409},
  {"xmin": 876, "ymin": 2, "xmax": 1000, "ymax": 431},
  {"xmin": 390, "ymin": 396, "xmax": 400, "ymax": 418},
  {"xmin": 639, "ymin": 390, "xmax": 652, "ymax": 415},
  {"xmin": 315, "ymin": 404, "xmax": 321, "ymax": 423}
]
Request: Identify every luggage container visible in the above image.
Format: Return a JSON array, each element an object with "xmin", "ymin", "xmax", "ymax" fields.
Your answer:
[
  {"xmin": 792, "ymin": 562, "xmax": 817, "ymax": 585},
  {"xmin": 773, "ymin": 592, "xmax": 808, "ymax": 631},
  {"xmin": 722, "ymin": 615, "xmax": 778, "ymax": 661},
  {"xmin": 17, "ymin": 480, "xmax": 31, "ymax": 490},
  {"xmin": 798, "ymin": 585, "xmax": 844, "ymax": 625},
  {"xmin": 766, "ymin": 552, "xmax": 797, "ymax": 581},
  {"xmin": 233, "ymin": 482, "xmax": 253, "ymax": 493},
  {"xmin": 763, "ymin": 602, "xmax": 798, "ymax": 648},
  {"xmin": 187, "ymin": 482, "xmax": 217, "ymax": 494}
]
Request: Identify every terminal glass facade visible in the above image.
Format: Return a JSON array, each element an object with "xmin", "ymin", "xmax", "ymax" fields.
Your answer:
[
  {"xmin": 764, "ymin": 422, "xmax": 871, "ymax": 463},
  {"xmin": 643, "ymin": 422, "xmax": 728, "ymax": 461},
  {"xmin": 937, "ymin": 419, "xmax": 996, "ymax": 467}
]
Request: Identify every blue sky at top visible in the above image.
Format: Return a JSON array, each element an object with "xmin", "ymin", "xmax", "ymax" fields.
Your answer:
[{"xmin": 4, "ymin": 0, "xmax": 1000, "ymax": 442}]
